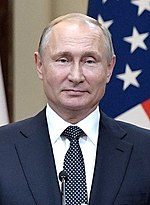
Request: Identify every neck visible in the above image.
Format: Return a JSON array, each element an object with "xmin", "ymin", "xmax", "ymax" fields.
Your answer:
[{"xmin": 49, "ymin": 105, "xmax": 98, "ymax": 124}]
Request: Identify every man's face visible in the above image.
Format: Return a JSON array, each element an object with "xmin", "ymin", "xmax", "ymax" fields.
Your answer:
[{"xmin": 35, "ymin": 20, "xmax": 115, "ymax": 120}]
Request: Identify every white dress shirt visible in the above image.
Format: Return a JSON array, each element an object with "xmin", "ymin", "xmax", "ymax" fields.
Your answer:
[{"xmin": 46, "ymin": 104, "xmax": 100, "ymax": 198}]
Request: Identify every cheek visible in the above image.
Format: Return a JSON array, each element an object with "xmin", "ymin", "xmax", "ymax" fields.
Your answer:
[
  {"xmin": 94, "ymin": 76, "xmax": 107, "ymax": 99},
  {"xmin": 90, "ymin": 74, "xmax": 108, "ymax": 98},
  {"xmin": 90, "ymin": 69, "xmax": 108, "ymax": 87},
  {"xmin": 44, "ymin": 69, "xmax": 66, "ymax": 89},
  {"xmin": 41, "ymin": 69, "xmax": 55, "ymax": 88}
]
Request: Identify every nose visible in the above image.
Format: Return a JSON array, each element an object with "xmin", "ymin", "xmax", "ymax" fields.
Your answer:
[{"xmin": 68, "ymin": 62, "xmax": 85, "ymax": 84}]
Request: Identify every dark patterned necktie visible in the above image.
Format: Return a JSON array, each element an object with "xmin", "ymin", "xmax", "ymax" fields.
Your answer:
[{"xmin": 61, "ymin": 126, "xmax": 88, "ymax": 205}]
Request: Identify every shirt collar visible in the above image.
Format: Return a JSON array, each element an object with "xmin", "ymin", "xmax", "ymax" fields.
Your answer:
[
  {"xmin": 46, "ymin": 104, "xmax": 100, "ymax": 146},
  {"xmin": 76, "ymin": 107, "xmax": 100, "ymax": 146}
]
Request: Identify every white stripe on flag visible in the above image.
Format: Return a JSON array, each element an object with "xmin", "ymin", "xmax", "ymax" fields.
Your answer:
[
  {"xmin": 0, "ymin": 58, "xmax": 9, "ymax": 126},
  {"xmin": 115, "ymin": 104, "xmax": 150, "ymax": 130}
]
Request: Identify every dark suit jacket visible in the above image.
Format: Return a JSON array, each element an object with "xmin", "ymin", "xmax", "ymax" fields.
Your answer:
[{"xmin": 0, "ymin": 108, "xmax": 150, "ymax": 205}]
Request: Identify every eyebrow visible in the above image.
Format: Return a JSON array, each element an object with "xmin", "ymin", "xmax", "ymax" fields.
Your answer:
[
  {"xmin": 52, "ymin": 51, "xmax": 72, "ymax": 58},
  {"xmin": 52, "ymin": 51, "xmax": 101, "ymax": 59},
  {"xmin": 81, "ymin": 51, "xmax": 101, "ymax": 58}
]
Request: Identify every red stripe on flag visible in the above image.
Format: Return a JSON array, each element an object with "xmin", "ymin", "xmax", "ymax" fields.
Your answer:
[{"xmin": 142, "ymin": 99, "xmax": 150, "ymax": 119}]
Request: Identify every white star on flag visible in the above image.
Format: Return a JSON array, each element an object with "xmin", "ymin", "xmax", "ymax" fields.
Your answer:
[
  {"xmin": 102, "ymin": 0, "xmax": 108, "ymax": 4},
  {"xmin": 98, "ymin": 14, "xmax": 113, "ymax": 29},
  {"xmin": 116, "ymin": 64, "xmax": 142, "ymax": 90},
  {"xmin": 123, "ymin": 27, "xmax": 149, "ymax": 53},
  {"xmin": 131, "ymin": 0, "xmax": 150, "ymax": 16}
]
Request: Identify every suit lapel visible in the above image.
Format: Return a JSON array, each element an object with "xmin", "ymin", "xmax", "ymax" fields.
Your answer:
[
  {"xmin": 90, "ymin": 112, "xmax": 133, "ymax": 205},
  {"xmin": 15, "ymin": 109, "xmax": 61, "ymax": 205}
]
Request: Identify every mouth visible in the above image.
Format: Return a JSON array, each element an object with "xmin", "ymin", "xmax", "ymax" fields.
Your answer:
[{"xmin": 63, "ymin": 89, "xmax": 88, "ymax": 96}]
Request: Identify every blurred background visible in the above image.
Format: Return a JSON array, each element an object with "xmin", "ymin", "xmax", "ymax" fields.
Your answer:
[{"xmin": 0, "ymin": 0, "xmax": 88, "ymax": 122}]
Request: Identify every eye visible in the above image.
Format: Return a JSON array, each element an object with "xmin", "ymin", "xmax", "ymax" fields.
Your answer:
[
  {"xmin": 84, "ymin": 57, "xmax": 96, "ymax": 65},
  {"xmin": 56, "ymin": 58, "xmax": 68, "ymax": 63},
  {"xmin": 85, "ymin": 59, "xmax": 95, "ymax": 64}
]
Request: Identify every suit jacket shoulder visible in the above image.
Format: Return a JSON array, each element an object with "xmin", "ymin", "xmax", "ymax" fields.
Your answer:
[
  {"xmin": 0, "ymin": 108, "xmax": 47, "ymax": 143},
  {"xmin": 0, "ymin": 108, "xmax": 62, "ymax": 205},
  {"xmin": 100, "ymin": 110, "xmax": 150, "ymax": 142},
  {"xmin": 90, "ymin": 111, "xmax": 150, "ymax": 205}
]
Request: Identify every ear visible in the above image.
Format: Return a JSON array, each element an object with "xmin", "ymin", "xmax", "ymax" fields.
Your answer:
[
  {"xmin": 106, "ymin": 55, "xmax": 116, "ymax": 83},
  {"xmin": 34, "ymin": 51, "xmax": 43, "ymax": 80}
]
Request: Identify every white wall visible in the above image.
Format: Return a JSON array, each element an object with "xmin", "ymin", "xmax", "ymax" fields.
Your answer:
[{"xmin": 13, "ymin": 0, "xmax": 88, "ymax": 121}]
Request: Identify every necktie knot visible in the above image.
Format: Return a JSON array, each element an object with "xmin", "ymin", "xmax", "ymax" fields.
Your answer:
[{"xmin": 61, "ymin": 126, "xmax": 85, "ymax": 142}]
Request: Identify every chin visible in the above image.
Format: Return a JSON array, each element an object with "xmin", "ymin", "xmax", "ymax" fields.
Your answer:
[{"xmin": 62, "ymin": 103, "xmax": 86, "ymax": 111}]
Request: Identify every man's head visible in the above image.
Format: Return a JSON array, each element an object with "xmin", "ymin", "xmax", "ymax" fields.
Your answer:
[{"xmin": 34, "ymin": 13, "xmax": 116, "ymax": 123}]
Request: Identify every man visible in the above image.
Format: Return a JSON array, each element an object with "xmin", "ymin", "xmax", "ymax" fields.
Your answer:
[{"xmin": 0, "ymin": 13, "xmax": 150, "ymax": 205}]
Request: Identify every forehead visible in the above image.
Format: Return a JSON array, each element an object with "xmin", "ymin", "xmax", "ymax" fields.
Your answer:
[
  {"xmin": 47, "ymin": 20, "xmax": 105, "ymax": 51},
  {"xmin": 54, "ymin": 19, "xmax": 103, "ymax": 37}
]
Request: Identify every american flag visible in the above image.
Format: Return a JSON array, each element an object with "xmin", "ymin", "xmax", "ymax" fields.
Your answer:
[{"xmin": 87, "ymin": 0, "xmax": 150, "ymax": 129}]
